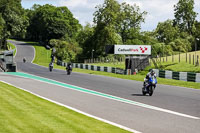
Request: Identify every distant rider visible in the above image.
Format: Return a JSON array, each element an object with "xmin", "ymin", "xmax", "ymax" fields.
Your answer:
[
  {"xmin": 66, "ymin": 63, "xmax": 72, "ymax": 71},
  {"xmin": 143, "ymin": 69, "xmax": 156, "ymax": 88},
  {"xmin": 23, "ymin": 57, "xmax": 26, "ymax": 63},
  {"xmin": 49, "ymin": 62, "xmax": 53, "ymax": 71}
]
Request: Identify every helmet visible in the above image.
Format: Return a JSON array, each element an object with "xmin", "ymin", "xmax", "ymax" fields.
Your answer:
[{"xmin": 150, "ymin": 70, "xmax": 155, "ymax": 76}]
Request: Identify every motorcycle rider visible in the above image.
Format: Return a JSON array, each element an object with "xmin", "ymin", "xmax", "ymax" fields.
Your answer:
[
  {"xmin": 143, "ymin": 69, "xmax": 156, "ymax": 90},
  {"xmin": 66, "ymin": 63, "xmax": 72, "ymax": 74},
  {"xmin": 49, "ymin": 62, "xmax": 53, "ymax": 71},
  {"xmin": 23, "ymin": 57, "xmax": 26, "ymax": 63}
]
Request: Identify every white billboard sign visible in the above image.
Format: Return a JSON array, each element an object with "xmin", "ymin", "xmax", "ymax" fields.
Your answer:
[{"xmin": 114, "ymin": 45, "xmax": 151, "ymax": 55}]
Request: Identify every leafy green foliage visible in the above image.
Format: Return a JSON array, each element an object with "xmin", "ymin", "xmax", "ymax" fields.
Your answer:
[
  {"xmin": 76, "ymin": 24, "xmax": 95, "ymax": 60},
  {"xmin": 154, "ymin": 19, "xmax": 195, "ymax": 54},
  {"xmin": 0, "ymin": 14, "xmax": 5, "ymax": 39},
  {"xmin": 79, "ymin": 0, "xmax": 146, "ymax": 58},
  {"xmin": 93, "ymin": 0, "xmax": 121, "ymax": 56},
  {"xmin": 0, "ymin": 0, "xmax": 28, "ymax": 49},
  {"xmin": 155, "ymin": 20, "xmax": 179, "ymax": 44},
  {"xmin": 50, "ymin": 39, "xmax": 82, "ymax": 62},
  {"xmin": 26, "ymin": 4, "xmax": 81, "ymax": 43},
  {"xmin": 118, "ymin": 2, "xmax": 147, "ymax": 43},
  {"xmin": 174, "ymin": 0, "xmax": 197, "ymax": 34}
]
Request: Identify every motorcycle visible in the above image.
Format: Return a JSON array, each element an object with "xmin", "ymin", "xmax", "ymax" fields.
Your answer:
[
  {"xmin": 49, "ymin": 65, "xmax": 53, "ymax": 72},
  {"xmin": 142, "ymin": 76, "xmax": 157, "ymax": 96},
  {"xmin": 23, "ymin": 57, "xmax": 26, "ymax": 63},
  {"xmin": 67, "ymin": 69, "xmax": 72, "ymax": 75},
  {"xmin": 66, "ymin": 64, "xmax": 72, "ymax": 75}
]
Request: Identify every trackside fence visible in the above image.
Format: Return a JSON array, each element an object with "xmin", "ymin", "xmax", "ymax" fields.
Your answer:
[
  {"xmin": 57, "ymin": 61, "xmax": 200, "ymax": 83},
  {"xmin": 57, "ymin": 60, "xmax": 127, "ymax": 75},
  {"xmin": 153, "ymin": 69, "xmax": 200, "ymax": 83}
]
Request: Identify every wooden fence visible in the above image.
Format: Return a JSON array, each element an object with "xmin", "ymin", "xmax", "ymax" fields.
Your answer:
[{"xmin": 152, "ymin": 52, "xmax": 200, "ymax": 66}]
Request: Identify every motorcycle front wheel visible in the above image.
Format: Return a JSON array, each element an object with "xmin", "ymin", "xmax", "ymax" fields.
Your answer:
[
  {"xmin": 142, "ymin": 87, "xmax": 146, "ymax": 96},
  {"xmin": 149, "ymin": 86, "xmax": 154, "ymax": 96},
  {"xmin": 67, "ymin": 70, "xmax": 71, "ymax": 75}
]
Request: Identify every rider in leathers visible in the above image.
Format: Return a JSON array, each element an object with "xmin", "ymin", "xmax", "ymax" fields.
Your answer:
[{"xmin": 143, "ymin": 69, "xmax": 157, "ymax": 90}]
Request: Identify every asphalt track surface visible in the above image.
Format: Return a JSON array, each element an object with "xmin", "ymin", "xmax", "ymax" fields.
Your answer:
[{"xmin": 1, "ymin": 40, "xmax": 200, "ymax": 133}]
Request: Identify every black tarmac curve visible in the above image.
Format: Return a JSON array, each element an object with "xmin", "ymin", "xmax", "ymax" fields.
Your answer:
[{"xmin": 2, "ymin": 40, "xmax": 200, "ymax": 133}]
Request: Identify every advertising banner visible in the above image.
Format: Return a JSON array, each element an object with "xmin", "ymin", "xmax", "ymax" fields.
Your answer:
[{"xmin": 114, "ymin": 45, "xmax": 151, "ymax": 55}]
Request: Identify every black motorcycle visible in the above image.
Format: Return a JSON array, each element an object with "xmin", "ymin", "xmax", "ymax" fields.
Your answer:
[
  {"xmin": 66, "ymin": 64, "xmax": 72, "ymax": 75},
  {"xmin": 142, "ymin": 77, "xmax": 157, "ymax": 96},
  {"xmin": 49, "ymin": 62, "xmax": 53, "ymax": 72},
  {"xmin": 23, "ymin": 57, "xmax": 26, "ymax": 63},
  {"xmin": 49, "ymin": 65, "xmax": 53, "ymax": 72}
]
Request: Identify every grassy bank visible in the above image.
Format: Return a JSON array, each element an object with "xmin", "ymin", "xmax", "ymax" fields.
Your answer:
[
  {"xmin": 91, "ymin": 51, "xmax": 200, "ymax": 72},
  {"xmin": 0, "ymin": 81, "xmax": 131, "ymax": 133},
  {"xmin": 0, "ymin": 42, "xmax": 16, "ymax": 56},
  {"xmin": 8, "ymin": 42, "xmax": 16, "ymax": 55},
  {"xmin": 33, "ymin": 45, "xmax": 51, "ymax": 66}
]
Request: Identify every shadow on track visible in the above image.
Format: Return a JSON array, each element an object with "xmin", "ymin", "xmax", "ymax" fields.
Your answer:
[{"xmin": 131, "ymin": 94, "xmax": 145, "ymax": 96}]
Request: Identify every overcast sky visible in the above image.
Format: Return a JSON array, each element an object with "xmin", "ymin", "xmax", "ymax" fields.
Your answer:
[{"xmin": 21, "ymin": 0, "xmax": 200, "ymax": 31}]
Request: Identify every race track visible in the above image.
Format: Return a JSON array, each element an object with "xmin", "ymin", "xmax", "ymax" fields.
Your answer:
[{"xmin": 1, "ymin": 40, "xmax": 199, "ymax": 133}]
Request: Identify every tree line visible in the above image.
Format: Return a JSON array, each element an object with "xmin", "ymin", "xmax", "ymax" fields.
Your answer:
[{"xmin": 0, "ymin": 0, "xmax": 199, "ymax": 62}]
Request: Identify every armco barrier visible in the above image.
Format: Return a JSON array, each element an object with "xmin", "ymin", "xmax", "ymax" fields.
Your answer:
[
  {"xmin": 172, "ymin": 72, "xmax": 179, "ymax": 80},
  {"xmin": 159, "ymin": 70, "xmax": 165, "ymax": 78},
  {"xmin": 56, "ymin": 61, "xmax": 200, "ymax": 82},
  {"xmin": 57, "ymin": 61, "xmax": 126, "ymax": 75},
  {"xmin": 153, "ymin": 69, "xmax": 200, "ymax": 83},
  {"xmin": 187, "ymin": 72, "xmax": 196, "ymax": 82}
]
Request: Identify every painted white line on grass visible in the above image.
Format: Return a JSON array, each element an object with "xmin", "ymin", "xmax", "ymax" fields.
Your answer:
[
  {"xmin": 14, "ymin": 44, "xmax": 17, "ymax": 58},
  {"xmin": 31, "ymin": 46, "xmax": 36, "ymax": 63},
  {"xmin": 5, "ymin": 72, "xmax": 200, "ymax": 120},
  {"xmin": 0, "ymin": 80, "xmax": 141, "ymax": 133}
]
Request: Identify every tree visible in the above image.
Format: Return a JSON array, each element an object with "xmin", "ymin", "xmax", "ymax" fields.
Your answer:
[
  {"xmin": 49, "ymin": 39, "xmax": 82, "ymax": 62},
  {"xmin": 118, "ymin": 2, "xmax": 147, "ymax": 43},
  {"xmin": 155, "ymin": 20, "xmax": 179, "ymax": 44},
  {"xmin": 76, "ymin": 23, "xmax": 95, "ymax": 59},
  {"xmin": 93, "ymin": 24, "xmax": 122, "ymax": 56},
  {"xmin": 94, "ymin": 0, "xmax": 120, "ymax": 27},
  {"xmin": 0, "ymin": 0, "xmax": 28, "ymax": 49},
  {"xmin": 193, "ymin": 21, "xmax": 200, "ymax": 49},
  {"xmin": 174, "ymin": 0, "xmax": 197, "ymax": 34},
  {"xmin": 169, "ymin": 38, "xmax": 192, "ymax": 52},
  {"xmin": 92, "ymin": 0, "xmax": 146, "ymax": 56},
  {"xmin": 0, "ymin": 14, "xmax": 5, "ymax": 40},
  {"xmin": 93, "ymin": 0, "xmax": 122, "ymax": 56},
  {"xmin": 26, "ymin": 4, "xmax": 81, "ymax": 44}
]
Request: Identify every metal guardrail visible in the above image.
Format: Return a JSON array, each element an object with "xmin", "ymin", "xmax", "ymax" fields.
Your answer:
[
  {"xmin": 153, "ymin": 69, "xmax": 200, "ymax": 83},
  {"xmin": 0, "ymin": 50, "xmax": 16, "ymax": 72},
  {"xmin": 0, "ymin": 59, "xmax": 7, "ymax": 72},
  {"xmin": 57, "ymin": 60, "xmax": 128, "ymax": 75}
]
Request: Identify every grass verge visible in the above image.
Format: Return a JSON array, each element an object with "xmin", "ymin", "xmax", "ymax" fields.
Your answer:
[
  {"xmin": 0, "ymin": 81, "xmax": 131, "ymax": 133},
  {"xmin": 32, "ymin": 44, "xmax": 200, "ymax": 89},
  {"xmin": 0, "ymin": 42, "xmax": 16, "ymax": 56},
  {"xmin": 7, "ymin": 42, "xmax": 16, "ymax": 56},
  {"xmin": 93, "ymin": 51, "xmax": 200, "ymax": 72}
]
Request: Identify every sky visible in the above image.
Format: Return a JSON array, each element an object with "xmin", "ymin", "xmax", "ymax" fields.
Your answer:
[{"xmin": 21, "ymin": 0, "xmax": 200, "ymax": 31}]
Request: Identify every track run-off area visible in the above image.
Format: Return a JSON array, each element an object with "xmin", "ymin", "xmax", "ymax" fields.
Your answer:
[{"xmin": 0, "ymin": 40, "xmax": 200, "ymax": 133}]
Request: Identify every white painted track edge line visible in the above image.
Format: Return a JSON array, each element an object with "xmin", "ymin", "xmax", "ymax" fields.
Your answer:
[
  {"xmin": 31, "ymin": 46, "xmax": 36, "ymax": 63},
  {"xmin": 0, "ymin": 80, "xmax": 141, "ymax": 133},
  {"xmin": 4, "ymin": 72, "xmax": 200, "ymax": 120},
  {"xmin": 14, "ymin": 43, "xmax": 17, "ymax": 58}
]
